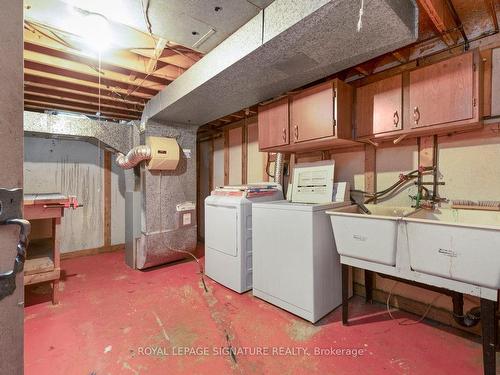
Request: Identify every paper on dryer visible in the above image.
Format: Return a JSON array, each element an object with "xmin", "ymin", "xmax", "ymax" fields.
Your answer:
[{"xmin": 291, "ymin": 160, "xmax": 335, "ymax": 204}]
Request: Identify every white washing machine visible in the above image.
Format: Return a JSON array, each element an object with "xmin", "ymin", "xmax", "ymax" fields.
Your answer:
[
  {"xmin": 205, "ymin": 184, "xmax": 283, "ymax": 293},
  {"xmin": 252, "ymin": 161, "xmax": 351, "ymax": 323}
]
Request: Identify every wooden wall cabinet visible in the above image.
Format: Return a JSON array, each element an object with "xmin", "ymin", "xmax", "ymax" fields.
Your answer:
[
  {"xmin": 258, "ymin": 97, "xmax": 289, "ymax": 151},
  {"xmin": 257, "ymin": 79, "xmax": 355, "ymax": 152},
  {"xmin": 289, "ymin": 79, "xmax": 354, "ymax": 150},
  {"xmin": 355, "ymin": 50, "xmax": 482, "ymax": 141},
  {"xmin": 356, "ymin": 74, "xmax": 403, "ymax": 138},
  {"xmin": 409, "ymin": 51, "xmax": 479, "ymax": 129}
]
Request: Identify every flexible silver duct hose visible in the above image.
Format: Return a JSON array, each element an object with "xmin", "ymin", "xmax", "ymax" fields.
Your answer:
[
  {"xmin": 274, "ymin": 152, "xmax": 284, "ymax": 186},
  {"xmin": 116, "ymin": 145, "xmax": 152, "ymax": 169}
]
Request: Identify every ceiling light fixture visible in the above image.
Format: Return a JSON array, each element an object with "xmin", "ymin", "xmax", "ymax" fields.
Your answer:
[
  {"xmin": 80, "ymin": 12, "xmax": 112, "ymax": 52},
  {"xmin": 64, "ymin": 6, "xmax": 112, "ymax": 53}
]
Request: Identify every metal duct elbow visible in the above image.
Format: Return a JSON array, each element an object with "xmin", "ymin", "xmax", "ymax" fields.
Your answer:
[{"xmin": 116, "ymin": 145, "xmax": 152, "ymax": 169}]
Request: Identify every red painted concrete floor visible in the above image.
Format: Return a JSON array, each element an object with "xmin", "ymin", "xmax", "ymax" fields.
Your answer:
[{"xmin": 25, "ymin": 248, "xmax": 492, "ymax": 375}]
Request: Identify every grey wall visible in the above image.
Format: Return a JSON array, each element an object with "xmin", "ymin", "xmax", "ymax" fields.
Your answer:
[{"xmin": 24, "ymin": 136, "xmax": 126, "ymax": 253}]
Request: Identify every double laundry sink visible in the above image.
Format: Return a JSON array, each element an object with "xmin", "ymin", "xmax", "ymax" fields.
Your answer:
[{"xmin": 327, "ymin": 204, "xmax": 500, "ymax": 290}]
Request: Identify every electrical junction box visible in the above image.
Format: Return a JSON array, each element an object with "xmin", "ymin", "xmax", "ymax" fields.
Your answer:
[
  {"xmin": 146, "ymin": 136, "xmax": 180, "ymax": 171},
  {"xmin": 176, "ymin": 201, "xmax": 196, "ymax": 229}
]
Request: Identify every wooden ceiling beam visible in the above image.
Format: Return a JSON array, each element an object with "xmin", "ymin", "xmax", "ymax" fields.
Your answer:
[
  {"xmin": 354, "ymin": 66, "xmax": 370, "ymax": 76},
  {"xmin": 25, "ymin": 68, "xmax": 152, "ymax": 99},
  {"xmin": 24, "ymin": 60, "xmax": 160, "ymax": 96},
  {"xmin": 417, "ymin": 0, "xmax": 460, "ymax": 46},
  {"xmin": 146, "ymin": 38, "xmax": 168, "ymax": 74},
  {"xmin": 24, "ymin": 25, "xmax": 185, "ymax": 79},
  {"xmin": 132, "ymin": 47, "xmax": 202, "ymax": 70},
  {"xmin": 24, "ymin": 93, "xmax": 141, "ymax": 117},
  {"xmin": 24, "ymin": 50, "xmax": 167, "ymax": 93},
  {"xmin": 24, "ymin": 42, "xmax": 174, "ymax": 85},
  {"xmin": 392, "ymin": 47, "xmax": 412, "ymax": 64},
  {"xmin": 24, "ymin": 73, "xmax": 147, "ymax": 105},
  {"xmin": 484, "ymin": 0, "xmax": 499, "ymax": 32},
  {"xmin": 24, "ymin": 103, "xmax": 136, "ymax": 121},
  {"xmin": 24, "ymin": 84, "xmax": 144, "ymax": 112},
  {"xmin": 353, "ymin": 54, "xmax": 387, "ymax": 77}
]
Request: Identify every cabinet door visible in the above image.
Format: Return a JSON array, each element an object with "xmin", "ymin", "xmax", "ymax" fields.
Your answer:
[
  {"xmin": 356, "ymin": 75, "xmax": 402, "ymax": 137},
  {"xmin": 290, "ymin": 81, "xmax": 334, "ymax": 143},
  {"xmin": 258, "ymin": 97, "xmax": 289, "ymax": 150},
  {"xmin": 373, "ymin": 75, "xmax": 403, "ymax": 134},
  {"xmin": 409, "ymin": 52, "xmax": 474, "ymax": 128}
]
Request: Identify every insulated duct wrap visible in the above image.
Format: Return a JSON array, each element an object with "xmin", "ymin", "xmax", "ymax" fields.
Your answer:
[
  {"xmin": 116, "ymin": 145, "xmax": 152, "ymax": 169},
  {"xmin": 274, "ymin": 152, "xmax": 284, "ymax": 186}
]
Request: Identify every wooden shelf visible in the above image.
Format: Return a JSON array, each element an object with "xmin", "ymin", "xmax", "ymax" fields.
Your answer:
[{"xmin": 24, "ymin": 238, "xmax": 55, "ymax": 277}]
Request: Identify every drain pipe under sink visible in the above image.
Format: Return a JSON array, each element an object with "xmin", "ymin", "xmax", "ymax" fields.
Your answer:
[{"xmin": 377, "ymin": 273, "xmax": 481, "ymax": 327}]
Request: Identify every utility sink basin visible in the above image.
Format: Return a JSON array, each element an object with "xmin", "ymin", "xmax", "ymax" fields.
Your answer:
[
  {"xmin": 403, "ymin": 209, "xmax": 500, "ymax": 289},
  {"xmin": 326, "ymin": 204, "xmax": 417, "ymax": 266}
]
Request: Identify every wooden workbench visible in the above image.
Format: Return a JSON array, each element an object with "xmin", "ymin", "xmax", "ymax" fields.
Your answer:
[{"xmin": 24, "ymin": 193, "xmax": 67, "ymax": 304}]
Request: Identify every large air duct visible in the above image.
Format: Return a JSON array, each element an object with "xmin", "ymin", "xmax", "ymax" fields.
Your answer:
[{"xmin": 143, "ymin": 0, "xmax": 418, "ymax": 125}]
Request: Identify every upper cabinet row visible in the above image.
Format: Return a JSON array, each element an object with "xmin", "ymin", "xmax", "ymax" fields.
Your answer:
[
  {"xmin": 356, "ymin": 50, "xmax": 481, "ymax": 140},
  {"xmin": 258, "ymin": 50, "xmax": 482, "ymax": 152}
]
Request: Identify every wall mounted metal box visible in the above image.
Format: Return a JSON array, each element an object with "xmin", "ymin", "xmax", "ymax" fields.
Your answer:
[
  {"xmin": 145, "ymin": 136, "xmax": 180, "ymax": 171},
  {"xmin": 205, "ymin": 185, "xmax": 283, "ymax": 293}
]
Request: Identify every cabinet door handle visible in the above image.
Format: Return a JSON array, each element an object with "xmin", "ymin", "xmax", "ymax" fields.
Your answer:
[
  {"xmin": 294, "ymin": 125, "xmax": 299, "ymax": 141},
  {"xmin": 282, "ymin": 128, "xmax": 287, "ymax": 143},
  {"xmin": 393, "ymin": 111, "xmax": 399, "ymax": 127},
  {"xmin": 413, "ymin": 106, "xmax": 420, "ymax": 125}
]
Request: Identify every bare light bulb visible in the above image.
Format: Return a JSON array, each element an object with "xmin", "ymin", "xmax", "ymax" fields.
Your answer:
[{"xmin": 81, "ymin": 13, "xmax": 111, "ymax": 52}]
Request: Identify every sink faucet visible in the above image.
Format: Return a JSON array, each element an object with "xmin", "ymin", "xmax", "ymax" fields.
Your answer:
[{"xmin": 411, "ymin": 165, "xmax": 446, "ymax": 209}]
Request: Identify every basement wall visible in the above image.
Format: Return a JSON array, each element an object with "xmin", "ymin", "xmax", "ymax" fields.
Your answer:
[{"xmin": 24, "ymin": 136, "xmax": 126, "ymax": 254}]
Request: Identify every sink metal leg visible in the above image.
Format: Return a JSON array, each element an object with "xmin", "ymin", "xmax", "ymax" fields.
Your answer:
[
  {"xmin": 480, "ymin": 298, "xmax": 497, "ymax": 375},
  {"xmin": 365, "ymin": 270, "xmax": 373, "ymax": 304},
  {"xmin": 342, "ymin": 264, "xmax": 349, "ymax": 325}
]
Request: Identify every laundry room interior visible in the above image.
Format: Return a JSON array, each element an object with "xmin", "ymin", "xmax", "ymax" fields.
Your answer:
[{"xmin": 0, "ymin": 0, "xmax": 499, "ymax": 374}]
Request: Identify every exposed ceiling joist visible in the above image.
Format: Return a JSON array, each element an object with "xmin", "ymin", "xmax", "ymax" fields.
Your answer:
[
  {"xmin": 25, "ymin": 103, "xmax": 136, "ymax": 121},
  {"xmin": 132, "ymin": 47, "xmax": 201, "ymax": 69},
  {"xmin": 23, "ymin": 28, "xmax": 185, "ymax": 79},
  {"xmin": 24, "ymin": 73, "xmax": 147, "ymax": 105},
  {"xmin": 146, "ymin": 38, "xmax": 168, "ymax": 74},
  {"xmin": 417, "ymin": 0, "xmax": 460, "ymax": 46},
  {"xmin": 24, "ymin": 49, "xmax": 170, "ymax": 90},
  {"xmin": 24, "ymin": 93, "xmax": 141, "ymax": 118},
  {"xmin": 22, "ymin": 7, "xmax": 203, "ymax": 121},
  {"xmin": 392, "ymin": 48, "xmax": 411, "ymax": 63},
  {"xmin": 24, "ymin": 41, "xmax": 178, "ymax": 84},
  {"xmin": 24, "ymin": 60, "xmax": 161, "ymax": 96},
  {"xmin": 24, "ymin": 84, "xmax": 144, "ymax": 112},
  {"xmin": 484, "ymin": 0, "xmax": 499, "ymax": 32}
]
